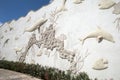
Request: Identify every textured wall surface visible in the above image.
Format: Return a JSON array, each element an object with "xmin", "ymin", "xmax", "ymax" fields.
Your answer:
[{"xmin": 0, "ymin": 0, "xmax": 120, "ymax": 79}]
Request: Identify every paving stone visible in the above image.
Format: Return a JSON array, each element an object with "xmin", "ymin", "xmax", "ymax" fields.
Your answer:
[{"xmin": 0, "ymin": 69, "xmax": 41, "ymax": 80}]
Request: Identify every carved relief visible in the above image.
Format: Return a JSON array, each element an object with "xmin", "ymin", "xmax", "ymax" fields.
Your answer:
[
  {"xmin": 56, "ymin": 34, "xmax": 67, "ymax": 41},
  {"xmin": 59, "ymin": 49, "xmax": 75, "ymax": 63},
  {"xmin": 92, "ymin": 58, "xmax": 108, "ymax": 70},
  {"xmin": 19, "ymin": 4, "xmax": 66, "ymax": 62},
  {"xmin": 19, "ymin": 33, "xmax": 37, "ymax": 62},
  {"xmin": 36, "ymin": 44, "xmax": 44, "ymax": 57},
  {"xmin": 36, "ymin": 24, "xmax": 66, "ymax": 56},
  {"xmin": 3, "ymin": 39, "xmax": 10, "ymax": 47},
  {"xmin": 57, "ymin": 0, "xmax": 67, "ymax": 12},
  {"xmin": 73, "ymin": 0, "xmax": 84, "ymax": 4},
  {"xmin": 19, "ymin": 24, "xmax": 67, "ymax": 62},
  {"xmin": 14, "ymin": 47, "xmax": 23, "ymax": 54},
  {"xmin": 24, "ymin": 18, "xmax": 47, "ymax": 33},
  {"xmin": 9, "ymin": 25, "xmax": 13, "ymax": 31},
  {"xmin": 98, "ymin": 0, "xmax": 116, "ymax": 9},
  {"xmin": 37, "ymin": 50, "xmax": 43, "ymax": 56},
  {"xmin": 44, "ymin": 49, "xmax": 51, "ymax": 57},
  {"xmin": 79, "ymin": 27, "xmax": 115, "ymax": 45},
  {"xmin": 69, "ymin": 49, "xmax": 89, "ymax": 74},
  {"xmin": 114, "ymin": 17, "xmax": 120, "ymax": 31},
  {"xmin": 113, "ymin": 2, "xmax": 120, "ymax": 15}
]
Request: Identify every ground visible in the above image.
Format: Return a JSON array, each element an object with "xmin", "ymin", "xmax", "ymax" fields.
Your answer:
[{"xmin": 0, "ymin": 69, "xmax": 41, "ymax": 80}]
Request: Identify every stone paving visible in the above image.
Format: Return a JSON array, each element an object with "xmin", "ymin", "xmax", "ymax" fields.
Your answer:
[{"xmin": 0, "ymin": 69, "xmax": 41, "ymax": 80}]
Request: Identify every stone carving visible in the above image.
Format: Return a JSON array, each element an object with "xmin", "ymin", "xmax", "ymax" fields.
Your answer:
[
  {"xmin": 14, "ymin": 47, "xmax": 23, "ymax": 54},
  {"xmin": 98, "ymin": 0, "xmax": 116, "ymax": 9},
  {"xmin": 3, "ymin": 39, "xmax": 10, "ymax": 47},
  {"xmin": 36, "ymin": 24, "xmax": 65, "ymax": 54},
  {"xmin": 37, "ymin": 50, "xmax": 42, "ymax": 56},
  {"xmin": 73, "ymin": 0, "xmax": 84, "ymax": 4},
  {"xmin": 19, "ymin": 3, "xmax": 67, "ymax": 62},
  {"xmin": 114, "ymin": 17, "xmax": 120, "ymax": 31},
  {"xmin": 58, "ymin": 0, "xmax": 67, "ymax": 12},
  {"xmin": 69, "ymin": 49, "xmax": 89, "ymax": 74},
  {"xmin": 19, "ymin": 33, "xmax": 37, "ymax": 62},
  {"xmin": 44, "ymin": 49, "xmax": 51, "ymax": 57},
  {"xmin": 36, "ymin": 44, "xmax": 44, "ymax": 57},
  {"xmin": 24, "ymin": 18, "xmax": 47, "ymax": 33},
  {"xmin": 9, "ymin": 25, "xmax": 13, "ymax": 31},
  {"xmin": 113, "ymin": 2, "xmax": 120, "ymax": 15},
  {"xmin": 59, "ymin": 49, "xmax": 75, "ymax": 62},
  {"xmin": 36, "ymin": 24, "xmax": 70, "ymax": 59},
  {"xmin": 56, "ymin": 34, "xmax": 67, "ymax": 41},
  {"xmin": 49, "ymin": 9, "xmax": 61, "ymax": 25},
  {"xmin": 92, "ymin": 58, "xmax": 108, "ymax": 70},
  {"xmin": 80, "ymin": 27, "xmax": 115, "ymax": 45}
]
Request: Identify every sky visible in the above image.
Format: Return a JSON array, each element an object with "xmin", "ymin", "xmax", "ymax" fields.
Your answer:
[{"xmin": 0, "ymin": 0, "xmax": 51, "ymax": 24}]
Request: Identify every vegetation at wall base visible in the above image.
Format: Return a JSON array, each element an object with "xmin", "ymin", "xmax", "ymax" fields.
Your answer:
[{"xmin": 0, "ymin": 60, "xmax": 90, "ymax": 80}]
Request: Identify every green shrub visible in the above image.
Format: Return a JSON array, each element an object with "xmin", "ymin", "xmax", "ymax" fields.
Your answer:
[{"xmin": 0, "ymin": 60, "xmax": 90, "ymax": 80}]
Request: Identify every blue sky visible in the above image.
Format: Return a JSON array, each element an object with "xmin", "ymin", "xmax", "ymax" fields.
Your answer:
[{"xmin": 0, "ymin": 0, "xmax": 51, "ymax": 23}]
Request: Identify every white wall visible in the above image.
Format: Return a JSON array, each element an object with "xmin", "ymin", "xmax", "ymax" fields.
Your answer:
[{"xmin": 0, "ymin": 0, "xmax": 120, "ymax": 79}]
